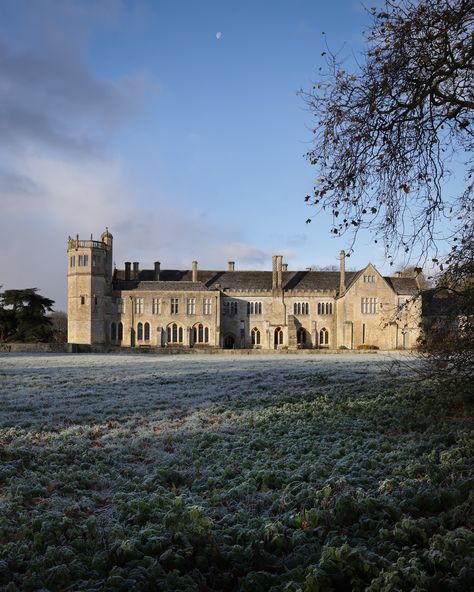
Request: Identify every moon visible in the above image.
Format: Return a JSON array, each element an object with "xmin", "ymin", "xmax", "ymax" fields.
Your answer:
[{"xmin": 216, "ymin": 31, "xmax": 222, "ymax": 40}]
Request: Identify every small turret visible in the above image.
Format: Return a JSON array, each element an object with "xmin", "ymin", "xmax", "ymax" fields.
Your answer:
[{"xmin": 101, "ymin": 227, "xmax": 113, "ymax": 248}]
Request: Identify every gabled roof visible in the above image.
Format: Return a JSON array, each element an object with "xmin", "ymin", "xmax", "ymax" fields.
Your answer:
[
  {"xmin": 341, "ymin": 264, "xmax": 420, "ymax": 296},
  {"xmin": 341, "ymin": 268, "xmax": 364, "ymax": 293}
]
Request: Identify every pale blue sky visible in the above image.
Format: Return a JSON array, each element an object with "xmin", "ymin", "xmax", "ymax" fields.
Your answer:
[{"xmin": 0, "ymin": 0, "xmax": 417, "ymax": 310}]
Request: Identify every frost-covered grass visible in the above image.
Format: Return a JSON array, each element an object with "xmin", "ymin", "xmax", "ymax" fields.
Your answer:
[{"xmin": 0, "ymin": 353, "xmax": 473, "ymax": 591}]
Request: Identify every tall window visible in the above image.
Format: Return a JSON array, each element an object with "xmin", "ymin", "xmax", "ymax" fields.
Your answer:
[
  {"xmin": 171, "ymin": 298, "xmax": 179, "ymax": 314},
  {"xmin": 111, "ymin": 322, "xmax": 117, "ymax": 341},
  {"xmin": 92, "ymin": 255, "xmax": 98, "ymax": 267},
  {"xmin": 318, "ymin": 302, "xmax": 333, "ymax": 315},
  {"xmin": 319, "ymin": 328, "xmax": 329, "ymax": 346},
  {"xmin": 80, "ymin": 295, "xmax": 85, "ymax": 305},
  {"xmin": 223, "ymin": 301, "xmax": 238, "ymax": 315},
  {"xmin": 77, "ymin": 254, "xmax": 89, "ymax": 267},
  {"xmin": 144, "ymin": 322, "xmax": 150, "ymax": 341},
  {"xmin": 118, "ymin": 322, "xmax": 123, "ymax": 341},
  {"xmin": 168, "ymin": 323, "xmax": 183, "ymax": 343},
  {"xmin": 193, "ymin": 324, "xmax": 209, "ymax": 343},
  {"xmin": 362, "ymin": 323, "xmax": 366, "ymax": 344},
  {"xmin": 70, "ymin": 256, "xmax": 75, "ymax": 268},
  {"xmin": 137, "ymin": 322, "xmax": 143, "ymax": 340},
  {"xmin": 203, "ymin": 298, "xmax": 212, "ymax": 315},
  {"xmin": 403, "ymin": 331, "xmax": 410, "ymax": 349},
  {"xmin": 187, "ymin": 298, "xmax": 196, "ymax": 315},
  {"xmin": 361, "ymin": 297, "xmax": 378, "ymax": 314},
  {"xmin": 152, "ymin": 298, "xmax": 161, "ymax": 314},
  {"xmin": 297, "ymin": 327, "xmax": 307, "ymax": 345},
  {"xmin": 247, "ymin": 301, "xmax": 262, "ymax": 315},
  {"xmin": 117, "ymin": 298, "xmax": 125, "ymax": 313},
  {"xmin": 251, "ymin": 327, "xmax": 261, "ymax": 346},
  {"xmin": 294, "ymin": 302, "xmax": 309, "ymax": 315},
  {"xmin": 134, "ymin": 298, "xmax": 144, "ymax": 314}
]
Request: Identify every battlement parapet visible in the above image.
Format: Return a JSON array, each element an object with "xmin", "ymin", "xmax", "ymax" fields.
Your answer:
[{"xmin": 68, "ymin": 239, "xmax": 108, "ymax": 250}]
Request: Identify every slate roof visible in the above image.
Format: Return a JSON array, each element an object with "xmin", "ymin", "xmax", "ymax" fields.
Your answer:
[
  {"xmin": 113, "ymin": 280, "xmax": 210, "ymax": 292},
  {"xmin": 113, "ymin": 268, "xmax": 419, "ymax": 295},
  {"xmin": 385, "ymin": 277, "xmax": 420, "ymax": 295}
]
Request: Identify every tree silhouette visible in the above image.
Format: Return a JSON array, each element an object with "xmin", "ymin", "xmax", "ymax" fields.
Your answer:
[
  {"xmin": 0, "ymin": 289, "xmax": 55, "ymax": 342},
  {"xmin": 303, "ymin": 0, "xmax": 473, "ymax": 263}
]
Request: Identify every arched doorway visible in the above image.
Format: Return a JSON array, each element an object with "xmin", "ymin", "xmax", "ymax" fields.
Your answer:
[
  {"xmin": 297, "ymin": 327, "xmax": 307, "ymax": 346},
  {"xmin": 224, "ymin": 334, "xmax": 235, "ymax": 349}
]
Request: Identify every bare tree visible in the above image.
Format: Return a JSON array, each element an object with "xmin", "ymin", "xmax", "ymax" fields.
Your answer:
[
  {"xmin": 303, "ymin": 0, "xmax": 473, "ymax": 386},
  {"xmin": 420, "ymin": 231, "xmax": 474, "ymax": 391},
  {"xmin": 303, "ymin": 0, "xmax": 474, "ymax": 264},
  {"xmin": 49, "ymin": 311, "xmax": 68, "ymax": 343}
]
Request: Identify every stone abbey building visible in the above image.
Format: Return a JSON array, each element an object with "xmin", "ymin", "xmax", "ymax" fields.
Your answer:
[{"xmin": 67, "ymin": 229, "xmax": 421, "ymax": 350}]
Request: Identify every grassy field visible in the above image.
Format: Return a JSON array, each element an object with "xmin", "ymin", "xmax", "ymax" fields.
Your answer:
[{"xmin": 0, "ymin": 353, "xmax": 473, "ymax": 591}]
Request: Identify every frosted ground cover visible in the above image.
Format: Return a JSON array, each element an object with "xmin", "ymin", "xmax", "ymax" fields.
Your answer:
[{"xmin": 0, "ymin": 353, "xmax": 473, "ymax": 591}]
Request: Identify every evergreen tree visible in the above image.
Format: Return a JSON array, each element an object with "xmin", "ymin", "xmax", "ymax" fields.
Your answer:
[{"xmin": 0, "ymin": 289, "xmax": 55, "ymax": 342}]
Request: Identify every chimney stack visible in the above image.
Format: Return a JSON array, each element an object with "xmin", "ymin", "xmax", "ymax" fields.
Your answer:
[
  {"xmin": 282, "ymin": 263, "xmax": 288, "ymax": 272},
  {"xmin": 154, "ymin": 261, "xmax": 161, "ymax": 281},
  {"xmin": 192, "ymin": 260, "xmax": 198, "ymax": 282},
  {"xmin": 125, "ymin": 261, "xmax": 131, "ymax": 281},
  {"xmin": 133, "ymin": 262, "xmax": 139, "ymax": 280},
  {"xmin": 339, "ymin": 250, "xmax": 346, "ymax": 294},
  {"xmin": 277, "ymin": 255, "xmax": 283, "ymax": 289},
  {"xmin": 228, "ymin": 261, "xmax": 235, "ymax": 271},
  {"xmin": 272, "ymin": 255, "xmax": 278, "ymax": 290}
]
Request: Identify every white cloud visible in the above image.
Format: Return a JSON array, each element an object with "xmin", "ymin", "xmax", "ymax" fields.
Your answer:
[{"xmin": 0, "ymin": 0, "xmax": 278, "ymax": 310}]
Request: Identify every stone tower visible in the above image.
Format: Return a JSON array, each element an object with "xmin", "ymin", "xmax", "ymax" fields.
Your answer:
[{"xmin": 67, "ymin": 229, "xmax": 113, "ymax": 344}]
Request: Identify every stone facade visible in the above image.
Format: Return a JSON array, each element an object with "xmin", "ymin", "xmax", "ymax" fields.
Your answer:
[{"xmin": 67, "ymin": 230, "xmax": 422, "ymax": 350}]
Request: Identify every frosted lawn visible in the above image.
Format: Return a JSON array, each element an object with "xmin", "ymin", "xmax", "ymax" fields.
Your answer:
[
  {"xmin": 0, "ymin": 353, "xmax": 411, "ymax": 430},
  {"xmin": 1, "ymin": 353, "xmax": 472, "ymax": 592}
]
